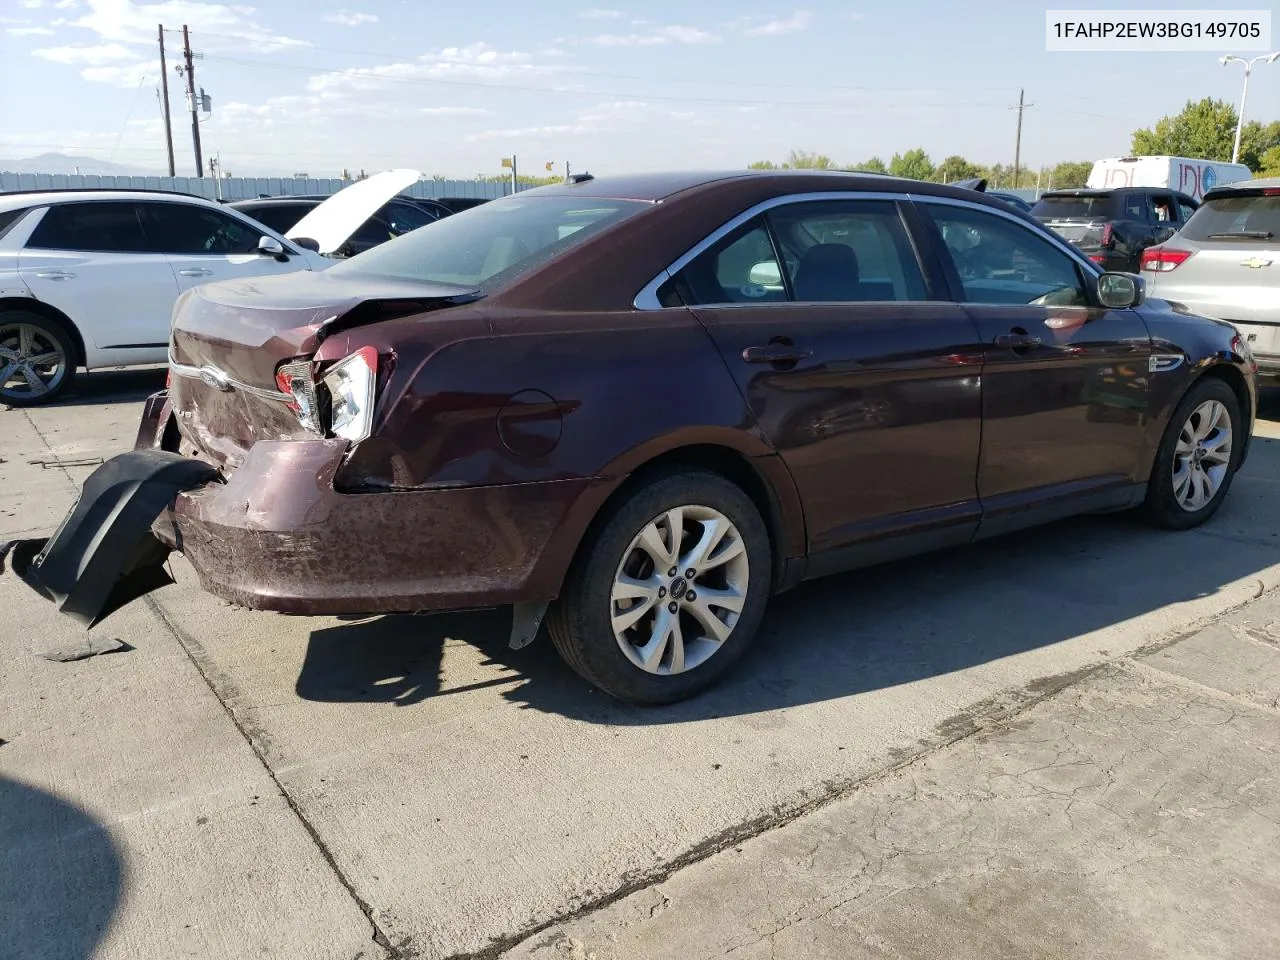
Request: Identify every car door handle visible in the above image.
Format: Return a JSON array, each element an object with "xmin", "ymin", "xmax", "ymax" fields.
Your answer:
[
  {"xmin": 34, "ymin": 270, "xmax": 75, "ymax": 280},
  {"xmin": 994, "ymin": 332, "xmax": 1042, "ymax": 349},
  {"xmin": 178, "ymin": 268, "xmax": 214, "ymax": 278},
  {"xmin": 742, "ymin": 343, "xmax": 813, "ymax": 364}
]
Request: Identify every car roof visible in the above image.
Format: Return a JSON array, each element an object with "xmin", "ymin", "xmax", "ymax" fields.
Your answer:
[
  {"xmin": 522, "ymin": 168, "xmax": 1002, "ymax": 205},
  {"xmin": 0, "ymin": 188, "xmax": 216, "ymax": 212},
  {"xmin": 1204, "ymin": 176, "xmax": 1279, "ymax": 198},
  {"xmin": 230, "ymin": 197, "xmax": 319, "ymax": 207}
]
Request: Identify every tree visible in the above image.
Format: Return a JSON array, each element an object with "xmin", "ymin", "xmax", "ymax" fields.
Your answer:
[
  {"xmin": 1131, "ymin": 98, "xmax": 1239, "ymax": 163},
  {"xmin": 853, "ymin": 156, "xmax": 888, "ymax": 174},
  {"xmin": 1049, "ymin": 160, "xmax": 1092, "ymax": 188},
  {"xmin": 1258, "ymin": 145, "xmax": 1280, "ymax": 178},
  {"xmin": 1240, "ymin": 120, "xmax": 1280, "ymax": 172},
  {"xmin": 785, "ymin": 149, "xmax": 837, "ymax": 170},
  {"xmin": 933, "ymin": 155, "xmax": 982, "ymax": 183},
  {"xmin": 889, "ymin": 148, "xmax": 934, "ymax": 181},
  {"xmin": 747, "ymin": 160, "xmax": 780, "ymax": 169}
]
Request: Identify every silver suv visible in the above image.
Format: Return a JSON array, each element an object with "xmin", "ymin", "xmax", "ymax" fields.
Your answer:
[{"xmin": 1142, "ymin": 177, "xmax": 1280, "ymax": 382}]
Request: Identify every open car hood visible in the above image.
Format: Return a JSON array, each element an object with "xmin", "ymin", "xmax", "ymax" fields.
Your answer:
[{"xmin": 285, "ymin": 168, "xmax": 423, "ymax": 255}]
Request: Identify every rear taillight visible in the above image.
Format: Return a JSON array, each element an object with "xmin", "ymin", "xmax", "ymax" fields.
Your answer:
[
  {"xmin": 1088, "ymin": 254, "xmax": 1106, "ymax": 263},
  {"xmin": 1140, "ymin": 247, "xmax": 1193, "ymax": 272},
  {"xmin": 321, "ymin": 346, "xmax": 378, "ymax": 443},
  {"xmin": 1100, "ymin": 223, "xmax": 1113, "ymax": 247},
  {"xmin": 275, "ymin": 359, "xmax": 323, "ymax": 434}
]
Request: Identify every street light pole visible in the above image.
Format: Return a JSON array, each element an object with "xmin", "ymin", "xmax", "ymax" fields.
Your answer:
[{"xmin": 1221, "ymin": 52, "xmax": 1280, "ymax": 164}]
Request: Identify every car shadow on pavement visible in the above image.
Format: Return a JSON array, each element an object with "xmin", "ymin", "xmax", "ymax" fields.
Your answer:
[
  {"xmin": 53, "ymin": 366, "xmax": 167, "ymax": 408},
  {"xmin": 0, "ymin": 775, "xmax": 122, "ymax": 960},
  {"xmin": 297, "ymin": 435, "xmax": 1280, "ymax": 724}
]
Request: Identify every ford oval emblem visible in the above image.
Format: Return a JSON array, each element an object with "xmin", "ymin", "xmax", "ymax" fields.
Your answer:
[{"xmin": 199, "ymin": 366, "xmax": 233, "ymax": 392}]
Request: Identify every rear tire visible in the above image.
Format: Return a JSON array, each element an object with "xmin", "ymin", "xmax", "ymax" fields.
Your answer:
[
  {"xmin": 1139, "ymin": 376, "xmax": 1242, "ymax": 530},
  {"xmin": 0, "ymin": 311, "xmax": 76, "ymax": 407},
  {"xmin": 547, "ymin": 468, "xmax": 772, "ymax": 704}
]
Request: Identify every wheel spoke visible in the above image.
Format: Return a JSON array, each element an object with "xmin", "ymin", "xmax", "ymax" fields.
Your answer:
[
  {"xmin": 0, "ymin": 359, "xmax": 20, "ymax": 385},
  {"xmin": 612, "ymin": 574, "xmax": 658, "ymax": 602},
  {"xmin": 612, "ymin": 593, "xmax": 658, "ymax": 634},
  {"xmin": 20, "ymin": 365, "xmax": 49, "ymax": 396},
  {"xmin": 18, "ymin": 325, "xmax": 34, "ymax": 356},
  {"xmin": 662, "ymin": 508, "xmax": 685, "ymax": 566},
  {"xmin": 635, "ymin": 608, "xmax": 677, "ymax": 672},
  {"xmin": 1172, "ymin": 462, "xmax": 1192, "ymax": 501},
  {"xmin": 0, "ymin": 346, "xmax": 19, "ymax": 361},
  {"xmin": 25, "ymin": 351, "xmax": 61, "ymax": 367},
  {"xmin": 686, "ymin": 597, "xmax": 732, "ymax": 643},
  {"xmin": 691, "ymin": 584, "xmax": 746, "ymax": 616}
]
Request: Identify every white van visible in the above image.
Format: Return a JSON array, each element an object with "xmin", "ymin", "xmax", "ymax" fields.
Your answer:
[{"xmin": 1087, "ymin": 156, "xmax": 1252, "ymax": 202}]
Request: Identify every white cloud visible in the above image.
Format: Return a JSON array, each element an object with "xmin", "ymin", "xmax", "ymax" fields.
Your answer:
[
  {"xmin": 33, "ymin": 41, "xmax": 135, "ymax": 64},
  {"xmin": 80, "ymin": 59, "xmax": 153, "ymax": 86},
  {"xmin": 586, "ymin": 24, "xmax": 718, "ymax": 46},
  {"xmin": 55, "ymin": 0, "xmax": 79, "ymax": 8},
  {"xmin": 322, "ymin": 10, "xmax": 378, "ymax": 27},
  {"xmin": 7, "ymin": 25, "xmax": 55, "ymax": 34},
  {"xmin": 22, "ymin": 0, "xmax": 45, "ymax": 8},
  {"xmin": 745, "ymin": 10, "xmax": 812, "ymax": 36},
  {"xmin": 417, "ymin": 106, "xmax": 491, "ymax": 116},
  {"xmin": 579, "ymin": 7, "xmax": 622, "ymax": 18},
  {"xmin": 69, "ymin": 0, "xmax": 308, "ymax": 52},
  {"xmin": 467, "ymin": 124, "xmax": 588, "ymax": 142},
  {"xmin": 306, "ymin": 42, "xmax": 564, "ymax": 95}
]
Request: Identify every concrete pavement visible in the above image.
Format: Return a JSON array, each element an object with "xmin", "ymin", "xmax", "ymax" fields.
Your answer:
[{"xmin": 3, "ymin": 370, "xmax": 1280, "ymax": 959}]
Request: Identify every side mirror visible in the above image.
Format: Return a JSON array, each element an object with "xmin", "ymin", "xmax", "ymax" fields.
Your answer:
[
  {"xmin": 257, "ymin": 236, "xmax": 286, "ymax": 260},
  {"xmin": 1097, "ymin": 272, "xmax": 1145, "ymax": 309},
  {"xmin": 291, "ymin": 236, "xmax": 320, "ymax": 253},
  {"xmin": 748, "ymin": 260, "xmax": 782, "ymax": 286}
]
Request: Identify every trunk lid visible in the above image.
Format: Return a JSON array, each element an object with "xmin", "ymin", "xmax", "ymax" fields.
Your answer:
[
  {"xmin": 168, "ymin": 269, "xmax": 479, "ymax": 467},
  {"xmin": 1146, "ymin": 240, "xmax": 1280, "ymax": 352}
]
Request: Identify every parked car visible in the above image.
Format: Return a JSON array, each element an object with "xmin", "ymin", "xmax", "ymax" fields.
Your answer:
[
  {"xmin": 986, "ymin": 191, "xmax": 1033, "ymax": 213},
  {"xmin": 0, "ymin": 171, "xmax": 423, "ymax": 405},
  {"xmin": 1141, "ymin": 176, "xmax": 1280, "ymax": 382},
  {"xmin": 1031, "ymin": 187, "xmax": 1199, "ymax": 271},
  {"xmin": 434, "ymin": 197, "xmax": 491, "ymax": 214},
  {"xmin": 3, "ymin": 170, "xmax": 1257, "ymax": 705},
  {"xmin": 232, "ymin": 194, "xmax": 452, "ymax": 257}
]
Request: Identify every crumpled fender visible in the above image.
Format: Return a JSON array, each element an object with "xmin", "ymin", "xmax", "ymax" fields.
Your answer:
[{"xmin": 0, "ymin": 450, "xmax": 218, "ymax": 628}]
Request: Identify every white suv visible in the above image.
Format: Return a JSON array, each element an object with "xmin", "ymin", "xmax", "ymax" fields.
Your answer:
[{"xmin": 0, "ymin": 170, "xmax": 423, "ymax": 406}]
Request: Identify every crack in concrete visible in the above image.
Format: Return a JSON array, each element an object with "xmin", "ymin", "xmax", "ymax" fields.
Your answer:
[{"xmin": 143, "ymin": 594, "xmax": 401, "ymax": 960}]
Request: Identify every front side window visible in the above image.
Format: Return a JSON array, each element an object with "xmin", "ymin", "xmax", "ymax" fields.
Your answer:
[
  {"xmin": 332, "ymin": 195, "xmax": 648, "ymax": 291},
  {"xmin": 926, "ymin": 204, "xmax": 1090, "ymax": 307},
  {"xmin": 139, "ymin": 203, "xmax": 264, "ymax": 255},
  {"xmin": 1151, "ymin": 194, "xmax": 1176, "ymax": 222},
  {"xmin": 26, "ymin": 201, "xmax": 148, "ymax": 253}
]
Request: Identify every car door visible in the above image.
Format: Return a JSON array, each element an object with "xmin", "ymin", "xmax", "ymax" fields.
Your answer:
[
  {"xmin": 137, "ymin": 201, "xmax": 306, "ymax": 296},
  {"xmin": 668, "ymin": 196, "xmax": 985, "ymax": 566},
  {"xmin": 916, "ymin": 199, "xmax": 1152, "ymax": 536},
  {"xmin": 17, "ymin": 200, "xmax": 179, "ymax": 359}
]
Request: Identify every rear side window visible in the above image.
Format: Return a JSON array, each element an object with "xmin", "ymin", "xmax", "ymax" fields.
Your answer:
[
  {"xmin": 0, "ymin": 207, "xmax": 30, "ymax": 241},
  {"xmin": 138, "ymin": 203, "xmax": 264, "ymax": 255},
  {"xmin": 1031, "ymin": 195, "xmax": 1113, "ymax": 219},
  {"xmin": 27, "ymin": 201, "xmax": 148, "ymax": 253},
  {"xmin": 672, "ymin": 218, "xmax": 787, "ymax": 305},
  {"xmin": 1182, "ymin": 195, "xmax": 1280, "ymax": 242}
]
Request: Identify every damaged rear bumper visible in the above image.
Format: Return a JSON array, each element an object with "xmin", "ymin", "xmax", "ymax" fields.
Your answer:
[{"xmin": 0, "ymin": 450, "xmax": 218, "ymax": 627}]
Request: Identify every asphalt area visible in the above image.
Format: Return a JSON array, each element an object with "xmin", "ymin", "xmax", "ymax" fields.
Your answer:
[{"xmin": 3, "ymin": 367, "xmax": 1280, "ymax": 959}]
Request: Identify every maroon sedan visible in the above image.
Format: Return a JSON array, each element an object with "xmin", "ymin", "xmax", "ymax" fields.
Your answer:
[{"xmin": 3, "ymin": 171, "xmax": 1257, "ymax": 704}]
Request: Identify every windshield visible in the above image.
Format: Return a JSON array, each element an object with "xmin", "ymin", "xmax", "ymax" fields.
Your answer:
[
  {"xmin": 1182, "ymin": 194, "xmax": 1280, "ymax": 242},
  {"xmin": 1031, "ymin": 195, "xmax": 1113, "ymax": 219},
  {"xmin": 330, "ymin": 195, "xmax": 649, "ymax": 290}
]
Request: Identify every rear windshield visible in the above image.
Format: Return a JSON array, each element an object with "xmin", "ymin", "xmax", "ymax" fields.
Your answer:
[
  {"xmin": 1030, "ymin": 195, "xmax": 1114, "ymax": 218},
  {"xmin": 1181, "ymin": 194, "xmax": 1280, "ymax": 242},
  {"xmin": 329, "ymin": 195, "xmax": 649, "ymax": 291}
]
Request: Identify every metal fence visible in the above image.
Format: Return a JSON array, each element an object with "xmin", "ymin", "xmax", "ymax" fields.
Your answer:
[{"xmin": 0, "ymin": 172, "xmax": 521, "ymax": 201}]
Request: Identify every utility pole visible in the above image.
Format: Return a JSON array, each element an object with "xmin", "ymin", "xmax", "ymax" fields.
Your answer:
[
  {"xmin": 1010, "ymin": 88, "xmax": 1033, "ymax": 189},
  {"xmin": 509, "ymin": 153, "xmax": 518, "ymax": 194},
  {"xmin": 157, "ymin": 25, "xmax": 176, "ymax": 176},
  {"xmin": 182, "ymin": 25, "xmax": 203, "ymax": 177}
]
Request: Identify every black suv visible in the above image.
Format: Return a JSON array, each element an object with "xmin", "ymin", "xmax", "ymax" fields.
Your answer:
[
  {"xmin": 230, "ymin": 195, "xmax": 451, "ymax": 257},
  {"xmin": 1031, "ymin": 188, "xmax": 1199, "ymax": 272}
]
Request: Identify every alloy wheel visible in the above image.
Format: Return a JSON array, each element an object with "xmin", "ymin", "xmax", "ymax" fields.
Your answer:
[
  {"xmin": 1172, "ymin": 398, "xmax": 1233, "ymax": 513},
  {"xmin": 0, "ymin": 323, "xmax": 68, "ymax": 403},
  {"xmin": 610, "ymin": 504, "xmax": 750, "ymax": 675}
]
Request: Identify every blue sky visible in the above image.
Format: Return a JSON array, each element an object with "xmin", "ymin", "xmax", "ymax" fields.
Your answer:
[{"xmin": 0, "ymin": 0, "xmax": 1276, "ymax": 177}]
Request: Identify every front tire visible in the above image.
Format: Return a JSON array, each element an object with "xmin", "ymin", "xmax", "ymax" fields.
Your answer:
[
  {"xmin": 0, "ymin": 312, "xmax": 76, "ymax": 407},
  {"xmin": 1140, "ymin": 376, "xmax": 1242, "ymax": 530},
  {"xmin": 547, "ymin": 468, "xmax": 773, "ymax": 704}
]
